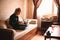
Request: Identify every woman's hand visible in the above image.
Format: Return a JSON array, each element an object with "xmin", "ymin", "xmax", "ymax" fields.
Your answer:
[{"xmin": 18, "ymin": 21, "xmax": 24, "ymax": 24}]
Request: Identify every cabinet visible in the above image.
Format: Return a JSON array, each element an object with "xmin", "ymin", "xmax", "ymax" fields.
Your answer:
[{"xmin": 41, "ymin": 21, "xmax": 52, "ymax": 34}]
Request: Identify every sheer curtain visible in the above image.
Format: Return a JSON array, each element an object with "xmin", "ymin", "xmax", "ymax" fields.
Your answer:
[
  {"xmin": 54, "ymin": 0, "xmax": 60, "ymax": 22},
  {"xmin": 37, "ymin": 0, "xmax": 53, "ymax": 18},
  {"xmin": 33, "ymin": 0, "xmax": 42, "ymax": 19}
]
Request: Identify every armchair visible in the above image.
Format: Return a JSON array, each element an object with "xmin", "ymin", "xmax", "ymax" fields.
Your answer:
[
  {"xmin": 0, "ymin": 20, "xmax": 15, "ymax": 40},
  {"xmin": 0, "ymin": 29, "xmax": 14, "ymax": 40}
]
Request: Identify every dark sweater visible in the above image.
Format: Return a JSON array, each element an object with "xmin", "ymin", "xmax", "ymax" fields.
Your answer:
[
  {"xmin": 9, "ymin": 14, "xmax": 27, "ymax": 30},
  {"xmin": 9, "ymin": 14, "xmax": 19, "ymax": 28},
  {"xmin": 9, "ymin": 14, "xmax": 18, "ymax": 25}
]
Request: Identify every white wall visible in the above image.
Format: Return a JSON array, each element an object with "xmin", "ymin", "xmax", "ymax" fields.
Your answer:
[{"xmin": 0, "ymin": 0, "xmax": 27, "ymax": 20}]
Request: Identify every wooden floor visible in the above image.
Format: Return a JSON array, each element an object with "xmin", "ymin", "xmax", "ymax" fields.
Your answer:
[
  {"xmin": 31, "ymin": 34, "xmax": 59, "ymax": 40},
  {"xmin": 17, "ymin": 32, "xmax": 59, "ymax": 40},
  {"xmin": 17, "ymin": 31, "xmax": 60, "ymax": 40}
]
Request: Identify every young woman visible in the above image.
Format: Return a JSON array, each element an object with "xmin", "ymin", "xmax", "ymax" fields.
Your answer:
[{"xmin": 9, "ymin": 8, "xmax": 27, "ymax": 30}]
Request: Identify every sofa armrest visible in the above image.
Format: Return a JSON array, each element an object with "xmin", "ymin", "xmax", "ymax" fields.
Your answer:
[
  {"xmin": 0, "ymin": 29, "xmax": 14, "ymax": 40},
  {"xmin": 7, "ymin": 29, "xmax": 16, "ymax": 35}
]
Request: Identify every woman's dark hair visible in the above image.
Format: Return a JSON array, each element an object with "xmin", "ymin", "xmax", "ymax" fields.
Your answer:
[{"xmin": 15, "ymin": 8, "xmax": 21, "ymax": 13}]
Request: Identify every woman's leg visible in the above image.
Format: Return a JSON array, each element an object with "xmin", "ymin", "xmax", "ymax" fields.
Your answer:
[{"xmin": 14, "ymin": 24, "xmax": 27, "ymax": 30}]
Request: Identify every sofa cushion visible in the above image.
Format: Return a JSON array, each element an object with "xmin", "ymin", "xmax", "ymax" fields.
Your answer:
[
  {"xmin": 0, "ymin": 20, "xmax": 7, "ymax": 29},
  {"xmin": 5, "ymin": 19, "xmax": 13, "ymax": 29},
  {"xmin": 0, "ymin": 29, "xmax": 14, "ymax": 40}
]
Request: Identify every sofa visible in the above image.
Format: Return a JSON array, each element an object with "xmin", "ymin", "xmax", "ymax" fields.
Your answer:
[
  {"xmin": 0, "ymin": 20, "xmax": 16, "ymax": 40},
  {"xmin": 0, "ymin": 19, "xmax": 37, "ymax": 40}
]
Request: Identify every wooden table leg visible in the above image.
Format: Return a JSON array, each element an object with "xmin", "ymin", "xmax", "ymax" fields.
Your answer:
[
  {"xmin": 44, "ymin": 36, "xmax": 46, "ymax": 40},
  {"xmin": 50, "ymin": 37, "xmax": 51, "ymax": 40}
]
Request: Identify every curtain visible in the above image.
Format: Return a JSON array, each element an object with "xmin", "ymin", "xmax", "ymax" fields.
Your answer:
[
  {"xmin": 33, "ymin": 0, "xmax": 42, "ymax": 19},
  {"xmin": 54, "ymin": 0, "xmax": 60, "ymax": 7},
  {"xmin": 54, "ymin": 0, "xmax": 60, "ymax": 22}
]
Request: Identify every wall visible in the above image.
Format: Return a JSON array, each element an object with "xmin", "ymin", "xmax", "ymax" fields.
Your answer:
[
  {"xmin": 0, "ymin": 0, "xmax": 27, "ymax": 20},
  {"xmin": 26, "ymin": 0, "xmax": 34, "ymax": 19}
]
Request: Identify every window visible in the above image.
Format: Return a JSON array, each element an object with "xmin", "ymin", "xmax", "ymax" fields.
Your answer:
[{"xmin": 37, "ymin": 0, "xmax": 57, "ymax": 18}]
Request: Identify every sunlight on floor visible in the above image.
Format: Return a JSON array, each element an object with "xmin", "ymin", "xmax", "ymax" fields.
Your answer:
[
  {"xmin": 31, "ymin": 34, "xmax": 59, "ymax": 40},
  {"xmin": 31, "ymin": 34, "xmax": 44, "ymax": 40}
]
